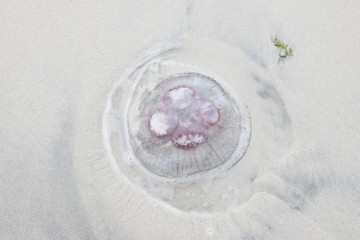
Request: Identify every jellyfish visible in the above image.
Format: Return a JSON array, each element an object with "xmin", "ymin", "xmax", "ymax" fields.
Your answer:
[
  {"xmin": 148, "ymin": 86, "xmax": 218, "ymax": 149},
  {"xmin": 127, "ymin": 72, "xmax": 251, "ymax": 182}
]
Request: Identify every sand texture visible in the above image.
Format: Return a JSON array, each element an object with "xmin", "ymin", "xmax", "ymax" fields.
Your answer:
[{"xmin": 1, "ymin": 0, "xmax": 360, "ymax": 239}]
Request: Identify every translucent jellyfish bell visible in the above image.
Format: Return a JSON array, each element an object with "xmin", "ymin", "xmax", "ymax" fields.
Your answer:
[{"xmin": 127, "ymin": 72, "xmax": 251, "ymax": 182}]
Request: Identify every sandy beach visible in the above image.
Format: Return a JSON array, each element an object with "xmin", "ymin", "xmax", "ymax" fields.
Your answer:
[{"xmin": 1, "ymin": 0, "xmax": 360, "ymax": 239}]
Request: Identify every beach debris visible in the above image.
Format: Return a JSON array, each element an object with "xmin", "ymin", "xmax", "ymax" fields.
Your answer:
[{"xmin": 273, "ymin": 37, "xmax": 293, "ymax": 58}]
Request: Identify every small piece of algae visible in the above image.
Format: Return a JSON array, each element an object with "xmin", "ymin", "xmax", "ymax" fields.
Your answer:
[{"xmin": 274, "ymin": 38, "xmax": 293, "ymax": 58}]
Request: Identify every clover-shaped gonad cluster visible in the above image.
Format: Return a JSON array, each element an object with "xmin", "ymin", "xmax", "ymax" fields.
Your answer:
[{"xmin": 148, "ymin": 86, "xmax": 220, "ymax": 149}]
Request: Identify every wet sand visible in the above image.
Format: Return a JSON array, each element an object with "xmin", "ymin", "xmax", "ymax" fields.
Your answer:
[{"xmin": 1, "ymin": 0, "xmax": 360, "ymax": 239}]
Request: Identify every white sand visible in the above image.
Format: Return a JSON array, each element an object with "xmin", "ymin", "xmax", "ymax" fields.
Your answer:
[{"xmin": 1, "ymin": 0, "xmax": 360, "ymax": 239}]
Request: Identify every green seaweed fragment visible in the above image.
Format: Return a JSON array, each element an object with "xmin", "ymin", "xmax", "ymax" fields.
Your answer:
[{"xmin": 274, "ymin": 38, "xmax": 293, "ymax": 58}]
